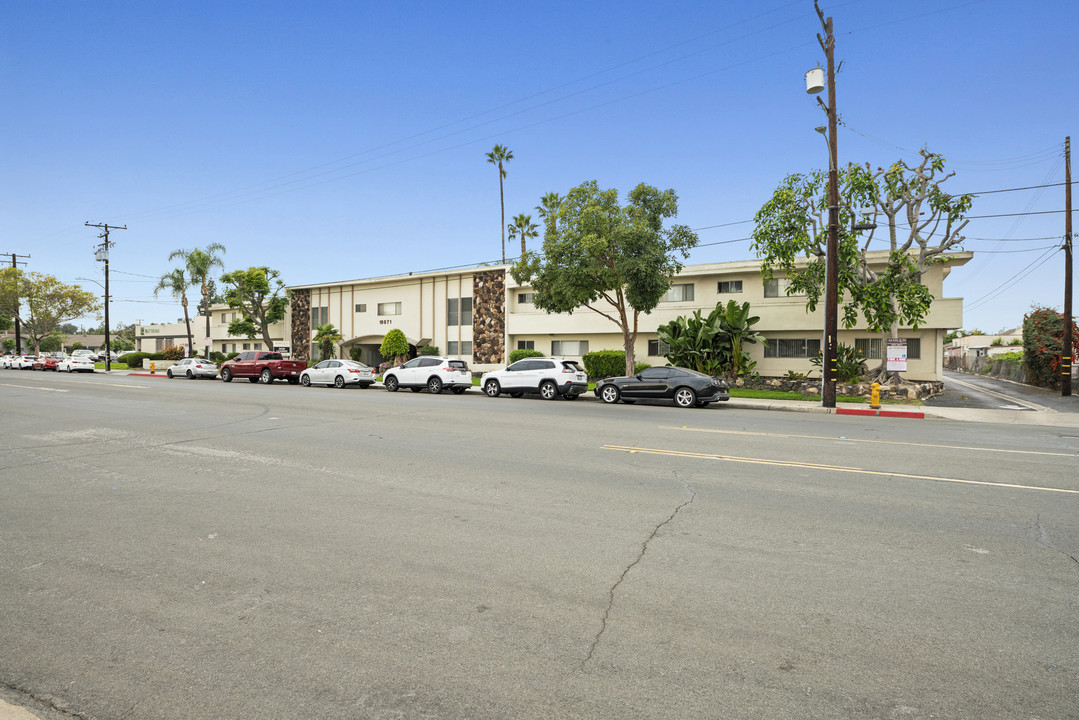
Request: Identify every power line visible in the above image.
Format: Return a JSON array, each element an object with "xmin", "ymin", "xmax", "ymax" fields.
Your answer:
[{"xmin": 963, "ymin": 246, "xmax": 1060, "ymax": 311}]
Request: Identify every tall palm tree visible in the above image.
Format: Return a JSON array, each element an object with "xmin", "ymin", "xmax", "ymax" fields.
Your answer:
[
  {"xmin": 170, "ymin": 243, "xmax": 226, "ymax": 358},
  {"xmin": 534, "ymin": 191, "xmax": 563, "ymax": 240},
  {"xmin": 507, "ymin": 213, "xmax": 539, "ymax": 258},
  {"xmin": 154, "ymin": 268, "xmax": 194, "ymax": 354},
  {"xmin": 485, "ymin": 144, "xmax": 514, "ymax": 263}
]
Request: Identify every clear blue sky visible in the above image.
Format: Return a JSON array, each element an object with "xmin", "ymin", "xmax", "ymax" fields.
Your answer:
[{"xmin": 3, "ymin": 0, "xmax": 1074, "ymax": 335}]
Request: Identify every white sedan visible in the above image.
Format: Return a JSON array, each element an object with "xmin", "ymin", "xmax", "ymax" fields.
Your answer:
[
  {"xmin": 167, "ymin": 357, "xmax": 219, "ymax": 379},
  {"xmin": 57, "ymin": 355, "xmax": 96, "ymax": 373},
  {"xmin": 300, "ymin": 359, "xmax": 375, "ymax": 388}
]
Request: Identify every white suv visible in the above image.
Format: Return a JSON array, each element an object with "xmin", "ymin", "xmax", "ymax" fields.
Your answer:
[
  {"xmin": 382, "ymin": 356, "xmax": 472, "ymax": 394},
  {"xmin": 480, "ymin": 357, "xmax": 588, "ymax": 400}
]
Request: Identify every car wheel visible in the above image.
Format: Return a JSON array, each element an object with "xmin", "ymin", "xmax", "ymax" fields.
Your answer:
[
  {"xmin": 484, "ymin": 380, "xmax": 501, "ymax": 398},
  {"xmin": 221, "ymin": 368, "xmax": 232, "ymax": 383},
  {"xmin": 600, "ymin": 384, "xmax": 620, "ymax": 404},
  {"xmin": 451, "ymin": 386, "xmax": 466, "ymax": 395},
  {"xmin": 301, "ymin": 374, "xmax": 312, "ymax": 387},
  {"xmin": 384, "ymin": 375, "xmax": 399, "ymax": 392},
  {"xmin": 187, "ymin": 370, "xmax": 194, "ymax": 379},
  {"xmin": 539, "ymin": 380, "xmax": 558, "ymax": 400},
  {"xmin": 167, "ymin": 369, "xmax": 173, "ymax": 378},
  {"xmin": 427, "ymin": 376, "xmax": 443, "ymax": 394},
  {"xmin": 510, "ymin": 392, "xmax": 524, "ymax": 398},
  {"xmin": 334, "ymin": 375, "xmax": 345, "ymax": 389},
  {"xmin": 260, "ymin": 368, "xmax": 274, "ymax": 384},
  {"xmin": 674, "ymin": 387, "xmax": 697, "ymax": 408}
]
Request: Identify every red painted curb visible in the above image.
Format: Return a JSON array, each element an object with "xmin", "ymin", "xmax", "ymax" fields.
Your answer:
[
  {"xmin": 129, "ymin": 373, "xmax": 169, "ymax": 378},
  {"xmin": 836, "ymin": 407, "xmax": 924, "ymax": 419}
]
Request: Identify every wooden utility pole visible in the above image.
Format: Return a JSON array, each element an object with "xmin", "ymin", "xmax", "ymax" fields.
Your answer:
[
  {"xmin": 1063, "ymin": 137, "xmax": 1073, "ymax": 396},
  {"xmin": 3, "ymin": 252, "xmax": 29, "ymax": 353},
  {"xmin": 85, "ymin": 222, "xmax": 126, "ymax": 372},
  {"xmin": 816, "ymin": 0, "xmax": 839, "ymax": 408}
]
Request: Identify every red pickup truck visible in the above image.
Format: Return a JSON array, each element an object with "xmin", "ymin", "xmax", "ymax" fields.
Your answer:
[{"xmin": 220, "ymin": 351, "xmax": 307, "ymax": 384}]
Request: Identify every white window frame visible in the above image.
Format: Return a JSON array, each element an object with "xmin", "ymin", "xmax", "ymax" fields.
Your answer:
[
  {"xmin": 663, "ymin": 283, "xmax": 694, "ymax": 302},
  {"xmin": 378, "ymin": 302, "xmax": 402, "ymax": 316}
]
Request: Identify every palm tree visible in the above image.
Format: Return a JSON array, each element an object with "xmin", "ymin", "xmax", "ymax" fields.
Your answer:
[
  {"xmin": 154, "ymin": 268, "xmax": 194, "ymax": 354},
  {"xmin": 313, "ymin": 323, "xmax": 342, "ymax": 360},
  {"xmin": 485, "ymin": 144, "xmax": 514, "ymax": 263},
  {"xmin": 507, "ymin": 213, "xmax": 539, "ymax": 258},
  {"xmin": 170, "ymin": 243, "xmax": 226, "ymax": 358},
  {"xmin": 534, "ymin": 191, "xmax": 562, "ymax": 240}
]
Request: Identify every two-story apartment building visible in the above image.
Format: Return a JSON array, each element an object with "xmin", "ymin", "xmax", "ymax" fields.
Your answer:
[
  {"xmin": 287, "ymin": 251, "xmax": 971, "ymax": 381},
  {"xmin": 134, "ymin": 304, "xmax": 289, "ymax": 356}
]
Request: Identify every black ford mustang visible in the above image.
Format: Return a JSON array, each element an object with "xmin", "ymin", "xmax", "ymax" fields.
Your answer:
[{"xmin": 594, "ymin": 366, "xmax": 730, "ymax": 408}]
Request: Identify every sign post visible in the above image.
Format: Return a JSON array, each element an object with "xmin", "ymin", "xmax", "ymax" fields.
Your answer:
[{"xmin": 886, "ymin": 338, "xmax": 908, "ymax": 385}]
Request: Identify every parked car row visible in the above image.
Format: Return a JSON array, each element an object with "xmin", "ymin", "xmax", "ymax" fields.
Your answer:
[{"xmin": 1, "ymin": 350, "xmax": 732, "ymax": 409}]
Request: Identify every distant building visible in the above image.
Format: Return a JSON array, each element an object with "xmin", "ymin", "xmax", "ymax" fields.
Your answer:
[{"xmin": 134, "ymin": 303, "xmax": 288, "ymax": 356}]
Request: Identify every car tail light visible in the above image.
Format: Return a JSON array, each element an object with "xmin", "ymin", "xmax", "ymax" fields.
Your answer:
[{"xmin": 348, "ymin": 369, "xmax": 362, "ymax": 374}]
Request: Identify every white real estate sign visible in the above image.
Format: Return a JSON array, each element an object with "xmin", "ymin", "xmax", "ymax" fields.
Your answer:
[{"xmin": 886, "ymin": 338, "xmax": 908, "ymax": 372}]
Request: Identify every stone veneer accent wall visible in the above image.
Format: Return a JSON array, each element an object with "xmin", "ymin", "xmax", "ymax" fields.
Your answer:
[
  {"xmin": 472, "ymin": 269, "xmax": 506, "ymax": 364},
  {"xmin": 290, "ymin": 289, "xmax": 311, "ymax": 362}
]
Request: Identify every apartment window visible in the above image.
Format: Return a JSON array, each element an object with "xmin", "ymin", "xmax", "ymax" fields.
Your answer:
[
  {"xmin": 551, "ymin": 340, "xmax": 588, "ymax": 356},
  {"xmin": 254, "ymin": 343, "xmax": 261, "ymax": 351},
  {"xmin": 764, "ymin": 338, "xmax": 821, "ymax": 358},
  {"xmin": 517, "ymin": 340, "xmax": 535, "ymax": 350},
  {"xmin": 648, "ymin": 339, "xmax": 672, "ymax": 356},
  {"xmin": 447, "ymin": 340, "xmax": 473, "ymax": 356},
  {"xmin": 448, "ymin": 297, "xmax": 473, "ymax": 326},
  {"xmin": 311, "ymin": 306, "xmax": 328, "ymax": 326},
  {"xmin": 378, "ymin": 302, "xmax": 402, "ymax": 316},
  {"xmin": 355, "ymin": 304, "xmax": 367, "ymax": 313},
  {"xmin": 858, "ymin": 338, "xmax": 921, "ymax": 360},
  {"xmin": 517, "ymin": 293, "xmax": 534, "ymax": 304},
  {"xmin": 764, "ymin": 278, "xmax": 806, "ymax": 298},
  {"xmin": 664, "ymin": 283, "xmax": 694, "ymax": 302},
  {"xmin": 717, "ymin": 280, "xmax": 743, "ymax": 293},
  {"xmin": 854, "ymin": 338, "xmax": 883, "ymax": 360},
  {"xmin": 242, "ymin": 343, "xmax": 251, "ymax": 351}
]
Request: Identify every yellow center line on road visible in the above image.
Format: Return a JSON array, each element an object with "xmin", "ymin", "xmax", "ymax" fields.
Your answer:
[
  {"xmin": 659, "ymin": 425, "xmax": 1077, "ymax": 458},
  {"xmin": 0, "ymin": 382, "xmax": 68, "ymax": 392},
  {"xmin": 602, "ymin": 444, "xmax": 1079, "ymax": 496}
]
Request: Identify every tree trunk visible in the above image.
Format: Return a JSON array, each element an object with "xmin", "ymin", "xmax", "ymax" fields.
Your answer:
[
  {"xmin": 499, "ymin": 165, "xmax": 506, "ymax": 264},
  {"xmin": 181, "ymin": 296, "xmax": 193, "ymax": 356},
  {"xmin": 203, "ymin": 285, "xmax": 212, "ymax": 358}
]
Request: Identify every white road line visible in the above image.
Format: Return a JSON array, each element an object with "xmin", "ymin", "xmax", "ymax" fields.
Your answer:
[{"xmin": 0, "ymin": 382, "xmax": 68, "ymax": 393}]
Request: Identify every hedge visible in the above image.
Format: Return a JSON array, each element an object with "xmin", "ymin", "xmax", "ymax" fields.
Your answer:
[
  {"xmin": 581, "ymin": 350, "xmax": 650, "ymax": 379},
  {"xmin": 508, "ymin": 348, "xmax": 544, "ymax": 364}
]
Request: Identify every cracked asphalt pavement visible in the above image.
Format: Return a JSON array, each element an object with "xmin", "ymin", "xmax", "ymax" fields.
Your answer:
[{"xmin": 2, "ymin": 371, "xmax": 1077, "ymax": 719}]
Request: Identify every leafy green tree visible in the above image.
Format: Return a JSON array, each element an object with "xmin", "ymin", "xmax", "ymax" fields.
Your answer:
[
  {"xmin": 2, "ymin": 338, "xmax": 15, "ymax": 352},
  {"xmin": 170, "ymin": 243, "xmax": 226, "ymax": 358},
  {"xmin": 511, "ymin": 181, "xmax": 698, "ymax": 376},
  {"xmin": 507, "ymin": 213, "xmax": 538, "ymax": 258},
  {"xmin": 486, "ymin": 144, "xmax": 514, "ymax": 263},
  {"xmin": 58, "ymin": 323, "xmax": 78, "ymax": 334},
  {"xmin": 752, "ymin": 149, "xmax": 973, "ymax": 380},
  {"xmin": 2, "ymin": 270, "xmax": 100, "ymax": 355},
  {"xmin": 313, "ymin": 323, "xmax": 342, "ymax": 360},
  {"xmin": 379, "ymin": 328, "xmax": 410, "ymax": 365},
  {"xmin": 220, "ymin": 266, "xmax": 289, "ymax": 349},
  {"xmin": 154, "ymin": 268, "xmax": 194, "ymax": 352},
  {"xmin": 39, "ymin": 333, "xmax": 64, "ymax": 352}
]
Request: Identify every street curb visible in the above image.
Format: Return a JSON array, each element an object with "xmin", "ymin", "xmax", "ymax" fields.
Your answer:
[
  {"xmin": 836, "ymin": 407, "xmax": 925, "ymax": 419},
  {"xmin": 129, "ymin": 372, "xmax": 169, "ymax": 378}
]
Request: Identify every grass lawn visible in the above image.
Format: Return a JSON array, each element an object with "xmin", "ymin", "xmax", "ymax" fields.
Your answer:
[{"xmin": 94, "ymin": 362, "xmax": 131, "ymax": 370}]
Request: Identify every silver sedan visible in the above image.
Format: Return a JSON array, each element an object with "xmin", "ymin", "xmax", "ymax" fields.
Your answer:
[
  {"xmin": 167, "ymin": 357, "xmax": 219, "ymax": 379},
  {"xmin": 300, "ymin": 359, "xmax": 375, "ymax": 388}
]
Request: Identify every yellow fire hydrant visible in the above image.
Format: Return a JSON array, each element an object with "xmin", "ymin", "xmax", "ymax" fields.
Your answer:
[
  {"xmin": 870, "ymin": 382, "xmax": 881, "ymax": 409},
  {"xmin": 150, "ymin": 361, "xmax": 156, "ymax": 374}
]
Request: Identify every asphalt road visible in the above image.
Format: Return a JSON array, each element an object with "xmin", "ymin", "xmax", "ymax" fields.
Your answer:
[
  {"xmin": 929, "ymin": 369, "xmax": 1079, "ymax": 413},
  {"xmin": 2, "ymin": 371, "xmax": 1077, "ymax": 720}
]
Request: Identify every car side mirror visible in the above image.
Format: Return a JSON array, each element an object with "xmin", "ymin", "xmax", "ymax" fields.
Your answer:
[{"xmin": 635, "ymin": 373, "xmax": 643, "ymax": 380}]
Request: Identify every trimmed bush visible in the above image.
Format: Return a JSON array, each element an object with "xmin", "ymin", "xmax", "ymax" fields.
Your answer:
[
  {"xmin": 582, "ymin": 350, "xmax": 632, "ymax": 379},
  {"xmin": 210, "ymin": 351, "xmax": 228, "ymax": 364},
  {"xmin": 634, "ymin": 362, "xmax": 651, "ymax": 374},
  {"xmin": 348, "ymin": 347, "xmax": 363, "ymax": 363},
  {"xmin": 161, "ymin": 345, "xmax": 186, "ymax": 360},
  {"xmin": 508, "ymin": 348, "xmax": 544, "ymax": 364},
  {"xmin": 417, "ymin": 345, "xmax": 440, "ymax": 356}
]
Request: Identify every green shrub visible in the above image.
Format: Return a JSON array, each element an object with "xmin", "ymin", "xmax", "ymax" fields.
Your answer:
[
  {"xmin": 210, "ymin": 351, "xmax": 228, "ymax": 364},
  {"xmin": 633, "ymin": 362, "xmax": 651, "ymax": 374},
  {"xmin": 417, "ymin": 345, "xmax": 440, "ymax": 356},
  {"xmin": 348, "ymin": 347, "xmax": 363, "ymax": 363},
  {"xmin": 161, "ymin": 345, "xmax": 186, "ymax": 360},
  {"xmin": 810, "ymin": 343, "xmax": 867, "ymax": 383},
  {"xmin": 582, "ymin": 350, "xmax": 632, "ymax": 379},
  {"xmin": 1023, "ymin": 306, "xmax": 1079, "ymax": 389},
  {"xmin": 380, "ymin": 329, "xmax": 409, "ymax": 361},
  {"xmin": 508, "ymin": 348, "xmax": 544, "ymax": 364},
  {"xmin": 118, "ymin": 352, "xmax": 146, "ymax": 366}
]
